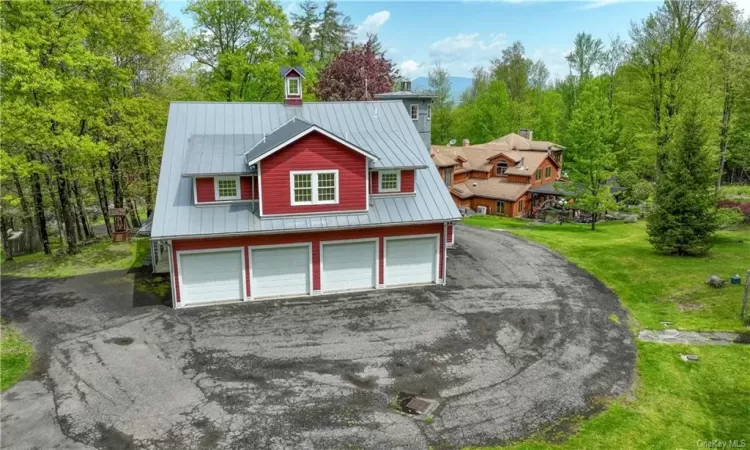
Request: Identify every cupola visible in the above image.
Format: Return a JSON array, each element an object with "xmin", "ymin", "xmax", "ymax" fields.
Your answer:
[{"xmin": 280, "ymin": 66, "xmax": 305, "ymax": 106}]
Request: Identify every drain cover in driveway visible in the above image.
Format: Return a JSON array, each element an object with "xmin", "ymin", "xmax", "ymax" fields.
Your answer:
[{"xmin": 398, "ymin": 393, "xmax": 439, "ymax": 416}]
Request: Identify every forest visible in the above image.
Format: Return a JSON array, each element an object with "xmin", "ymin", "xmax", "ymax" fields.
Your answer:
[{"xmin": 1, "ymin": 0, "xmax": 748, "ymax": 258}]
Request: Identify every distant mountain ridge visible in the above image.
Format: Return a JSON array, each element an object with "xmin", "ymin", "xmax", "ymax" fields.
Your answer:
[{"xmin": 410, "ymin": 76, "xmax": 472, "ymax": 103}]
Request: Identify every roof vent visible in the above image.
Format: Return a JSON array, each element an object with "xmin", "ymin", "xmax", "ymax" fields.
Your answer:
[
  {"xmin": 401, "ymin": 80, "xmax": 412, "ymax": 92},
  {"xmin": 462, "ymin": 139, "xmax": 470, "ymax": 147}
]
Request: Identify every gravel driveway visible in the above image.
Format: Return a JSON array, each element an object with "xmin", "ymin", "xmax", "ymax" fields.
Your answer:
[{"xmin": 0, "ymin": 225, "xmax": 635, "ymax": 449}]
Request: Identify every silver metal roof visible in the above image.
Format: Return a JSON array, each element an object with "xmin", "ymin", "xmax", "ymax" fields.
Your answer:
[
  {"xmin": 152, "ymin": 101, "xmax": 461, "ymax": 239},
  {"xmin": 182, "ymin": 134, "xmax": 261, "ymax": 175}
]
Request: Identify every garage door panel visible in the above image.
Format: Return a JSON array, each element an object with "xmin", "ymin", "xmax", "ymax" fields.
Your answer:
[
  {"xmin": 251, "ymin": 246, "xmax": 310, "ymax": 298},
  {"xmin": 180, "ymin": 250, "xmax": 244, "ymax": 305},
  {"xmin": 385, "ymin": 237, "xmax": 436, "ymax": 286},
  {"xmin": 322, "ymin": 241, "xmax": 376, "ymax": 292}
]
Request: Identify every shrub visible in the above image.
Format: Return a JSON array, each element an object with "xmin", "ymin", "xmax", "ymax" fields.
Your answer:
[
  {"xmin": 717, "ymin": 200, "xmax": 750, "ymax": 220},
  {"xmin": 716, "ymin": 207, "xmax": 745, "ymax": 228}
]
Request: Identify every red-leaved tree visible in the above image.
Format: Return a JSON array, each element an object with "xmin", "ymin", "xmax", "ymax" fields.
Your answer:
[{"xmin": 316, "ymin": 36, "xmax": 395, "ymax": 101}]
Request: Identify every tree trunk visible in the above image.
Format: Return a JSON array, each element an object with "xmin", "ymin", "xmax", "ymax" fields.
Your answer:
[
  {"xmin": 93, "ymin": 175, "xmax": 112, "ymax": 237},
  {"xmin": 591, "ymin": 213, "xmax": 597, "ymax": 231},
  {"xmin": 127, "ymin": 198, "xmax": 142, "ymax": 229},
  {"xmin": 1, "ymin": 215, "xmax": 13, "ymax": 261},
  {"xmin": 45, "ymin": 172, "xmax": 66, "ymax": 248},
  {"xmin": 716, "ymin": 75, "xmax": 731, "ymax": 193},
  {"xmin": 72, "ymin": 179, "xmax": 94, "ymax": 239},
  {"xmin": 142, "ymin": 148, "xmax": 153, "ymax": 217},
  {"xmin": 109, "ymin": 153, "xmax": 124, "ymax": 209},
  {"xmin": 70, "ymin": 182, "xmax": 85, "ymax": 242},
  {"xmin": 52, "ymin": 154, "xmax": 78, "ymax": 255},
  {"xmin": 29, "ymin": 168, "xmax": 50, "ymax": 254},
  {"xmin": 11, "ymin": 170, "xmax": 35, "ymax": 251}
]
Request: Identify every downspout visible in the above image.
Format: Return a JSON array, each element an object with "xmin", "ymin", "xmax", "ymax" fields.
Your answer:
[
  {"xmin": 442, "ymin": 222, "xmax": 448, "ymax": 285},
  {"xmin": 167, "ymin": 240, "xmax": 176, "ymax": 309}
]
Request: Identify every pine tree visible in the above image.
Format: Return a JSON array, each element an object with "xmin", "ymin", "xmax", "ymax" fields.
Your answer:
[{"xmin": 647, "ymin": 108, "xmax": 718, "ymax": 255}]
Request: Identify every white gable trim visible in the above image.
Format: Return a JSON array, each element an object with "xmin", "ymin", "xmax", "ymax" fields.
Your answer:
[
  {"xmin": 245, "ymin": 126, "xmax": 379, "ymax": 166},
  {"xmin": 282, "ymin": 67, "xmax": 306, "ymax": 79}
]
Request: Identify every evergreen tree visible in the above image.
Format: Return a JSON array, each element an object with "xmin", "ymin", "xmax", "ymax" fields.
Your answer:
[
  {"xmin": 316, "ymin": 0, "xmax": 354, "ymax": 65},
  {"xmin": 647, "ymin": 107, "xmax": 718, "ymax": 255},
  {"xmin": 291, "ymin": 0, "xmax": 319, "ymax": 57}
]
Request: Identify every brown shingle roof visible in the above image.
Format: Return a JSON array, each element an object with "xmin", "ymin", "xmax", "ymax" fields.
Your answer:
[
  {"xmin": 451, "ymin": 178, "xmax": 531, "ymax": 201},
  {"xmin": 432, "ymin": 143, "xmax": 556, "ymax": 175},
  {"xmin": 489, "ymin": 133, "xmax": 564, "ymax": 151}
]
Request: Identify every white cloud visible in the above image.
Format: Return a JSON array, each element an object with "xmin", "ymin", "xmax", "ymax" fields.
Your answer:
[
  {"xmin": 735, "ymin": 0, "xmax": 750, "ymax": 19},
  {"xmin": 398, "ymin": 60, "xmax": 422, "ymax": 78},
  {"xmin": 356, "ymin": 11, "xmax": 391, "ymax": 38},
  {"xmin": 580, "ymin": 0, "xmax": 624, "ymax": 10},
  {"xmin": 429, "ymin": 32, "xmax": 506, "ymax": 58}
]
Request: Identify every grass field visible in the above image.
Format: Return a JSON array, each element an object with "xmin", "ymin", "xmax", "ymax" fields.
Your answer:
[
  {"xmin": 464, "ymin": 217, "xmax": 750, "ymax": 332},
  {"xmin": 0, "ymin": 322, "xmax": 34, "ymax": 391},
  {"xmin": 463, "ymin": 216, "xmax": 750, "ymax": 450},
  {"xmin": 720, "ymin": 184, "xmax": 750, "ymax": 200},
  {"xmin": 0, "ymin": 238, "xmax": 149, "ymax": 278},
  {"xmin": 477, "ymin": 342, "xmax": 750, "ymax": 450}
]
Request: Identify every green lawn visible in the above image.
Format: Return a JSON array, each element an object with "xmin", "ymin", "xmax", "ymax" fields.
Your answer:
[
  {"xmin": 720, "ymin": 184, "xmax": 750, "ymax": 200},
  {"xmin": 477, "ymin": 342, "xmax": 750, "ymax": 450},
  {"xmin": 0, "ymin": 322, "xmax": 34, "ymax": 391},
  {"xmin": 1, "ymin": 238, "xmax": 149, "ymax": 278},
  {"xmin": 464, "ymin": 217, "xmax": 750, "ymax": 332},
  {"xmin": 463, "ymin": 216, "xmax": 750, "ymax": 450}
]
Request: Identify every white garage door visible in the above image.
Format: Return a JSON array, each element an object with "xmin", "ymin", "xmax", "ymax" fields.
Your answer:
[
  {"xmin": 385, "ymin": 237, "xmax": 437, "ymax": 286},
  {"xmin": 180, "ymin": 250, "xmax": 244, "ymax": 305},
  {"xmin": 321, "ymin": 240, "xmax": 376, "ymax": 292},
  {"xmin": 251, "ymin": 245, "xmax": 310, "ymax": 298}
]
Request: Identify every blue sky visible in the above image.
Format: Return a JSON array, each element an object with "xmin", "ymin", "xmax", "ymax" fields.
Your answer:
[{"xmin": 161, "ymin": 1, "xmax": 745, "ymax": 80}]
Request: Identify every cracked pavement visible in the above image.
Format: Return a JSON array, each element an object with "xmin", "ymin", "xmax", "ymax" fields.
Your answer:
[{"xmin": 0, "ymin": 225, "xmax": 635, "ymax": 449}]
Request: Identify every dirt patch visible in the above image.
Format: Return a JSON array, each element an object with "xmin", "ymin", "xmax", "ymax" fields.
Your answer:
[{"xmin": 676, "ymin": 302, "xmax": 704, "ymax": 312}]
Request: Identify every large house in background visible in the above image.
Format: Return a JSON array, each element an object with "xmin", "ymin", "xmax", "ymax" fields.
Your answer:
[
  {"xmin": 149, "ymin": 67, "xmax": 460, "ymax": 308},
  {"xmin": 432, "ymin": 131, "xmax": 564, "ymax": 217}
]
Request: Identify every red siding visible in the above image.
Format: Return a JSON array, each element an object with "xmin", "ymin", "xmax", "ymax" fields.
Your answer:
[
  {"xmin": 401, "ymin": 170, "xmax": 415, "ymax": 193},
  {"xmin": 171, "ymin": 223, "xmax": 445, "ymax": 304},
  {"xmin": 195, "ymin": 177, "xmax": 215, "ymax": 203},
  {"xmin": 260, "ymin": 132, "xmax": 367, "ymax": 215},
  {"xmin": 447, "ymin": 224, "xmax": 454, "ymax": 244},
  {"xmin": 371, "ymin": 170, "xmax": 416, "ymax": 195},
  {"xmin": 240, "ymin": 176, "xmax": 256, "ymax": 200}
]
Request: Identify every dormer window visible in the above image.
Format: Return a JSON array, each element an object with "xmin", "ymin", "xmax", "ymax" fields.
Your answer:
[
  {"xmin": 496, "ymin": 161, "xmax": 508, "ymax": 176},
  {"xmin": 379, "ymin": 170, "xmax": 401, "ymax": 192},
  {"xmin": 291, "ymin": 170, "xmax": 338, "ymax": 205},
  {"xmin": 286, "ymin": 77, "xmax": 300, "ymax": 96},
  {"xmin": 215, "ymin": 176, "xmax": 240, "ymax": 200}
]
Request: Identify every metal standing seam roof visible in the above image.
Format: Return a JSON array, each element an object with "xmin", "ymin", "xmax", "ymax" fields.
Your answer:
[
  {"xmin": 151, "ymin": 101, "xmax": 461, "ymax": 239},
  {"xmin": 375, "ymin": 91, "xmax": 437, "ymax": 99},
  {"xmin": 182, "ymin": 134, "xmax": 262, "ymax": 175}
]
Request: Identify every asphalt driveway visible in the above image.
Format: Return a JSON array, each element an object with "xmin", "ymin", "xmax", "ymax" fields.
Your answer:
[{"xmin": 1, "ymin": 225, "xmax": 635, "ymax": 449}]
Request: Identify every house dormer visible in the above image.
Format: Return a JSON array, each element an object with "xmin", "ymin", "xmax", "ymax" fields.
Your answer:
[{"xmin": 281, "ymin": 66, "xmax": 305, "ymax": 106}]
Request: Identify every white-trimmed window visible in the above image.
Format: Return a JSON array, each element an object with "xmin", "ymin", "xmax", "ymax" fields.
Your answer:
[
  {"xmin": 427, "ymin": 105, "xmax": 431, "ymax": 120},
  {"xmin": 286, "ymin": 77, "xmax": 300, "ymax": 96},
  {"xmin": 378, "ymin": 170, "xmax": 401, "ymax": 192},
  {"xmin": 410, "ymin": 104, "xmax": 419, "ymax": 121},
  {"xmin": 291, "ymin": 170, "xmax": 338, "ymax": 205},
  {"xmin": 215, "ymin": 176, "xmax": 240, "ymax": 200},
  {"xmin": 496, "ymin": 161, "xmax": 508, "ymax": 176}
]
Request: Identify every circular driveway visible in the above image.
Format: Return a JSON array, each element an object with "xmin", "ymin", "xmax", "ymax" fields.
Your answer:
[{"xmin": 1, "ymin": 225, "xmax": 635, "ymax": 449}]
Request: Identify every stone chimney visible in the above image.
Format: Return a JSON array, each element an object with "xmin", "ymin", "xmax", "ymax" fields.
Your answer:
[
  {"xmin": 401, "ymin": 80, "xmax": 412, "ymax": 92},
  {"xmin": 281, "ymin": 66, "xmax": 305, "ymax": 106},
  {"xmin": 519, "ymin": 129, "xmax": 533, "ymax": 141},
  {"xmin": 462, "ymin": 138, "xmax": 470, "ymax": 147}
]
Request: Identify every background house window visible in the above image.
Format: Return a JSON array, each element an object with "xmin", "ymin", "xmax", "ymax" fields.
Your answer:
[
  {"xmin": 518, "ymin": 200, "xmax": 524, "ymax": 212},
  {"xmin": 410, "ymin": 104, "xmax": 419, "ymax": 120},
  {"xmin": 379, "ymin": 171, "xmax": 400, "ymax": 192},
  {"xmin": 215, "ymin": 177, "xmax": 240, "ymax": 200},
  {"xmin": 293, "ymin": 173, "xmax": 312, "ymax": 203},
  {"xmin": 545, "ymin": 167, "xmax": 551, "ymax": 178},
  {"xmin": 287, "ymin": 78, "xmax": 300, "ymax": 96},
  {"xmin": 495, "ymin": 200, "xmax": 505, "ymax": 214},
  {"xmin": 444, "ymin": 167, "xmax": 453, "ymax": 187},
  {"xmin": 292, "ymin": 171, "xmax": 338, "ymax": 205},
  {"xmin": 427, "ymin": 105, "xmax": 432, "ymax": 120},
  {"xmin": 496, "ymin": 161, "xmax": 508, "ymax": 176},
  {"xmin": 535, "ymin": 169, "xmax": 542, "ymax": 180}
]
